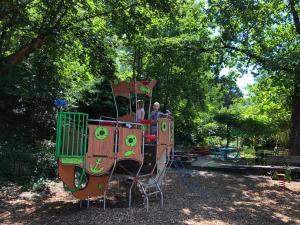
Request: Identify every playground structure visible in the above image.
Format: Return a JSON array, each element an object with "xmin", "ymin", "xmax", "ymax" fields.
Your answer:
[{"xmin": 55, "ymin": 79, "xmax": 174, "ymax": 211}]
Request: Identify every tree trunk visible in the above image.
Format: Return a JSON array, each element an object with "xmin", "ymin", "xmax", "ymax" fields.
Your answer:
[
  {"xmin": 0, "ymin": 35, "xmax": 47, "ymax": 75},
  {"xmin": 226, "ymin": 124, "xmax": 230, "ymax": 148},
  {"xmin": 290, "ymin": 0, "xmax": 300, "ymax": 34},
  {"xmin": 136, "ymin": 45, "xmax": 143, "ymax": 79},
  {"xmin": 132, "ymin": 47, "xmax": 136, "ymax": 77},
  {"xmin": 289, "ymin": 80, "xmax": 300, "ymax": 155},
  {"xmin": 287, "ymin": 1, "xmax": 300, "ymax": 155}
]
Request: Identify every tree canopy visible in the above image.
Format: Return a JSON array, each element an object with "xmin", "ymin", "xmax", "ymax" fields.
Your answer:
[{"xmin": 1, "ymin": 0, "xmax": 300, "ymax": 179}]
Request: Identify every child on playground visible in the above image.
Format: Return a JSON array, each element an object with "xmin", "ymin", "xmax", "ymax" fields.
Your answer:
[
  {"xmin": 150, "ymin": 102, "xmax": 163, "ymax": 134},
  {"xmin": 136, "ymin": 100, "xmax": 145, "ymax": 122}
]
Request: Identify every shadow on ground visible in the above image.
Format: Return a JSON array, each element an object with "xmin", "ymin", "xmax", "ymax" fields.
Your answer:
[{"xmin": 1, "ymin": 170, "xmax": 299, "ymax": 225}]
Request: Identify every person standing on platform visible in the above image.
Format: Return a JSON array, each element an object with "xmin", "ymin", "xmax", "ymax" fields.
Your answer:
[
  {"xmin": 136, "ymin": 100, "xmax": 145, "ymax": 122},
  {"xmin": 150, "ymin": 102, "xmax": 163, "ymax": 134}
]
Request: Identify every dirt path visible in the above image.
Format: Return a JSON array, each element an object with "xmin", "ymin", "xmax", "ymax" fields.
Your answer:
[{"xmin": 1, "ymin": 171, "xmax": 299, "ymax": 225}]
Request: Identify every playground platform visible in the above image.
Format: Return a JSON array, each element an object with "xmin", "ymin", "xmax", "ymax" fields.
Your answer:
[{"xmin": 191, "ymin": 155, "xmax": 300, "ymax": 175}]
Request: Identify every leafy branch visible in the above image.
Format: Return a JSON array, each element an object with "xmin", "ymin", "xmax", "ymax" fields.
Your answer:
[{"xmin": 0, "ymin": 1, "xmax": 142, "ymax": 75}]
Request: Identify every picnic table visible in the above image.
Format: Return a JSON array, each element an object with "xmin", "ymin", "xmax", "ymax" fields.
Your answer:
[{"xmin": 211, "ymin": 147, "xmax": 240, "ymax": 161}]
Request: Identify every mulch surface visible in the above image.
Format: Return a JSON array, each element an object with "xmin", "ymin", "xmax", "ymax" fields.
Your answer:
[{"xmin": 1, "ymin": 170, "xmax": 300, "ymax": 225}]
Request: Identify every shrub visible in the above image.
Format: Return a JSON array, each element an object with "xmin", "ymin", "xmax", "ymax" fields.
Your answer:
[{"xmin": 0, "ymin": 139, "xmax": 57, "ymax": 183}]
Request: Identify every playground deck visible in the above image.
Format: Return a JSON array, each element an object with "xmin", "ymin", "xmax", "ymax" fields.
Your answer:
[{"xmin": 1, "ymin": 171, "xmax": 299, "ymax": 225}]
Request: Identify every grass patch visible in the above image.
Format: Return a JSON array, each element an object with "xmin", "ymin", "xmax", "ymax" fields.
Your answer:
[{"xmin": 240, "ymin": 149, "xmax": 256, "ymax": 159}]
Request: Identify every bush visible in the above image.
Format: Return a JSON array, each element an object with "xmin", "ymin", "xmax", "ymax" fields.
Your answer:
[{"xmin": 0, "ymin": 139, "xmax": 57, "ymax": 183}]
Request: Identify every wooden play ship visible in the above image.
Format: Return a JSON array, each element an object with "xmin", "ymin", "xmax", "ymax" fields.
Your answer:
[{"xmin": 55, "ymin": 79, "xmax": 174, "ymax": 211}]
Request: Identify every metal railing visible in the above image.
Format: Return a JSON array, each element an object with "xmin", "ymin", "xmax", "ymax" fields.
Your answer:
[{"xmin": 55, "ymin": 112, "xmax": 88, "ymax": 158}]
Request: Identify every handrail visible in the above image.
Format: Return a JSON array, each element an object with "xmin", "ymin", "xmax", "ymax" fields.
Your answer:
[
  {"xmin": 99, "ymin": 116, "xmax": 118, "ymax": 121},
  {"xmin": 88, "ymin": 119, "xmax": 143, "ymax": 127}
]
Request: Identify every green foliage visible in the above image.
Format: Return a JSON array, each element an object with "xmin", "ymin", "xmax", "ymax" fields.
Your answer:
[
  {"xmin": 1, "ymin": 0, "xmax": 299, "ymax": 182},
  {"xmin": 31, "ymin": 177, "xmax": 49, "ymax": 192},
  {"xmin": 0, "ymin": 140, "xmax": 57, "ymax": 182},
  {"xmin": 207, "ymin": 0, "xmax": 300, "ymax": 154},
  {"xmin": 77, "ymin": 78, "xmax": 128, "ymax": 118},
  {"xmin": 0, "ymin": 0, "xmax": 185, "ymax": 181},
  {"xmin": 284, "ymin": 165, "xmax": 292, "ymax": 182},
  {"xmin": 270, "ymin": 171, "xmax": 279, "ymax": 180}
]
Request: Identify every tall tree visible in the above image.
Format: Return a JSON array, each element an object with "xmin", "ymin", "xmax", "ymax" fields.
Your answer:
[
  {"xmin": 288, "ymin": 0, "xmax": 300, "ymax": 156},
  {"xmin": 208, "ymin": 0, "xmax": 300, "ymax": 155},
  {"xmin": 0, "ymin": 0, "xmax": 173, "ymax": 75}
]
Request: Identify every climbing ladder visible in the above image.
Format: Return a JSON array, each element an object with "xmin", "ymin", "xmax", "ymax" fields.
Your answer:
[
  {"xmin": 136, "ymin": 176, "xmax": 163, "ymax": 211},
  {"xmin": 128, "ymin": 145, "xmax": 174, "ymax": 211},
  {"xmin": 128, "ymin": 162, "xmax": 164, "ymax": 211}
]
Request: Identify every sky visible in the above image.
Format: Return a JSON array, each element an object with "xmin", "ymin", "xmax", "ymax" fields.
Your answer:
[
  {"xmin": 220, "ymin": 67, "xmax": 255, "ymax": 97},
  {"xmin": 236, "ymin": 72, "xmax": 255, "ymax": 96}
]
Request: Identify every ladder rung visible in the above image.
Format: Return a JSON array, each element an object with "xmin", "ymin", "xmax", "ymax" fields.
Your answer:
[
  {"xmin": 147, "ymin": 191, "xmax": 161, "ymax": 196},
  {"xmin": 136, "ymin": 174, "xmax": 153, "ymax": 179},
  {"xmin": 143, "ymin": 182, "xmax": 157, "ymax": 187},
  {"xmin": 138, "ymin": 183, "xmax": 157, "ymax": 190}
]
